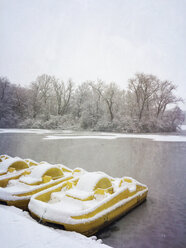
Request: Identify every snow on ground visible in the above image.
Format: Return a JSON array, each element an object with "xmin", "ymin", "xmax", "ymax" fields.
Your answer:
[{"xmin": 0, "ymin": 205, "xmax": 111, "ymax": 248}]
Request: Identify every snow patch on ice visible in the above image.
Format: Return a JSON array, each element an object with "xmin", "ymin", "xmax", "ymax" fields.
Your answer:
[
  {"xmin": 1, "ymin": 128, "xmax": 186, "ymax": 142},
  {"xmin": 44, "ymin": 135, "xmax": 116, "ymax": 140},
  {"xmin": 44, "ymin": 133, "xmax": 186, "ymax": 142},
  {"xmin": 181, "ymin": 125, "xmax": 186, "ymax": 130},
  {"xmin": 0, "ymin": 128, "xmax": 74, "ymax": 135},
  {"xmin": 0, "ymin": 128, "xmax": 53, "ymax": 134}
]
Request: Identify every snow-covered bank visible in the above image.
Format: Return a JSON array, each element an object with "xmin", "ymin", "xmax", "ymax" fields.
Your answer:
[{"xmin": 0, "ymin": 205, "xmax": 111, "ymax": 248}]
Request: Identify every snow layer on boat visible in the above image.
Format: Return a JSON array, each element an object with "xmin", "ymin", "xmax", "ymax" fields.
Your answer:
[
  {"xmin": 55, "ymin": 163, "xmax": 73, "ymax": 172},
  {"xmin": 73, "ymin": 167, "xmax": 87, "ymax": 175},
  {"xmin": 44, "ymin": 133, "xmax": 186, "ymax": 142},
  {"xmin": 66, "ymin": 189, "xmax": 93, "ymax": 200},
  {"xmin": 0, "ymin": 157, "xmax": 28, "ymax": 174},
  {"xmin": 19, "ymin": 163, "xmax": 62, "ymax": 184},
  {"xmin": 25, "ymin": 158, "xmax": 38, "ymax": 166},
  {"xmin": 0, "ymin": 187, "xmax": 31, "ymax": 201},
  {"xmin": 0, "ymin": 170, "xmax": 24, "ymax": 180},
  {"xmin": 66, "ymin": 172, "xmax": 110, "ymax": 200},
  {"xmin": 76, "ymin": 172, "xmax": 109, "ymax": 191},
  {"xmin": 0, "ymin": 205, "xmax": 110, "ymax": 248},
  {"xmin": 0, "ymin": 174, "xmax": 72, "ymax": 199}
]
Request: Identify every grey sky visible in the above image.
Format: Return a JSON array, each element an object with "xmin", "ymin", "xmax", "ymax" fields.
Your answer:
[{"xmin": 0, "ymin": 0, "xmax": 186, "ymax": 108}]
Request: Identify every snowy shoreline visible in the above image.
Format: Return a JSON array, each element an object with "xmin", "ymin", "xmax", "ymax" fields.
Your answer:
[{"xmin": 0, "ymin": 205, "xmax": 111, "ymax": 248}]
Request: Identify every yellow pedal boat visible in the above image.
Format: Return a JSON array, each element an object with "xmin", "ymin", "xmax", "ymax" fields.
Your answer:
[
  {"xmin": 0, "ymin": 161, "xmax": 75, "ymax": 209},
  {"xmin": 29, "ymin": 171, "xmax": 148, "ymax": 236},
  {"xmin": 0, "ymin": 156, "xmax": 37, "ymax": 187},
  {"xmin": 0, "ymin": 154, "xmax": 11, "ymax": 162}
]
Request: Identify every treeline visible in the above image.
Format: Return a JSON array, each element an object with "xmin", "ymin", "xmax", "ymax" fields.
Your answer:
[{"xmin": 0, "ymin": 73, "xmax": 184, "ymax": 132}]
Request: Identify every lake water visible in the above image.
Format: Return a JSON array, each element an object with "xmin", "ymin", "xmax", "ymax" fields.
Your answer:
[{"xmin": 0, "ymin": 129, "xmax": 185, "ymax": 248}]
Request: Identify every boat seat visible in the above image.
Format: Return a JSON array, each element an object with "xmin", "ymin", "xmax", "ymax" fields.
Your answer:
[
  {"xmin": 19, "ymin": 164, "xmax": 64, "ymax": 185},
  {"xmin": 0, "ymin": 157, "xmax": 29, "ymax": 176},
  {"xmin": 66, "ymin": 172, "xmax": 113, "ymax": 201},
  {"xmin": 25, "ymin": 159, "xmax": 38, "ymax": 167}
]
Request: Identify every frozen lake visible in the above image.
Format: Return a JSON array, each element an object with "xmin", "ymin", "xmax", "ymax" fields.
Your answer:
[{"xmin": 0, "ymin": 129, "xmax": 186, "ymax": 248}]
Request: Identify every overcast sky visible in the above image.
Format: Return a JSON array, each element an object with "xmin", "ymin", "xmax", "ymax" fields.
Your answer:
[{"xmin": 0, "ymin": 0, "xmax": 186, "ymax": 108}]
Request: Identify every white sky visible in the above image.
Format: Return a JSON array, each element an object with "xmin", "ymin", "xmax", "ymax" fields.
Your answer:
[{"xmin": 0, "ymin": 0, "xmax": 186, "ymax": 108}]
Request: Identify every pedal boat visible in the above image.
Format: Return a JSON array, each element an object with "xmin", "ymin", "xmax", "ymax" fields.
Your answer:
[
  {"xmin": 0, "ymin": 154, "xmax": 11, "ymax": 162},
  {"xmin": 29, "ymin": 171, "xmax": 148, "ymax": 236},
  {"xmin": 0, "ymin": 156, "xmax": 34, "ymax": 187},
  {"xmin": 0, "ymin": 162, "xmax": 74, "ymax": 209}
]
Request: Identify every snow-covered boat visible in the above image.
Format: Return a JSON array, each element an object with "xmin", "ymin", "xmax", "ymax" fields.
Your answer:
[
  {"xmin": 0, "ymin": 154, "xmax": 11, "ymax": 162},
  {"xmin": 0, "ymin": 156, "xmax": 34, "ymax": 188},
  {"xmin": 0, "ymin": 161, "xmax": 74, "ymax": 209},
  {"xmin": 0, "ymin": 155, "xmax": 30, "ymax": 176},
  {"xmin": 29, "ymin": 171, "xmax": 148, "ymax": 235}
]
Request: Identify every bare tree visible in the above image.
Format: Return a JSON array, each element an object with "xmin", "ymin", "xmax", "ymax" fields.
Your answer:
[
  {"xmin": 53, "ymin": 79, "xmax": 73, "ymax": 115},
  {"xmin": 29, "ymin": 81, "xmax": 40, "ymax": 118},
  {"xmin": 154, "ymin": 80, "xmax": 183, "ymax": 118},
  {"xmin": 0, "ymin": 73, "xmax": 184, "ymax": 132},
  {"xmin": 128, "ymin": 73, "xmax": 159, "ymax": 120},
  {"xmin": 72, "ymin": 82, "xmax": 92, "ymax": 118},
  {"xmin": 35, "ymin": 74, "xmax": 54, "ymax": 120},
  {"xmin": 90, "ymin": 80, "xmax": 120, "ymax": 121},
  {"xmin": 0, "ymin": 77, "xmax": 10, "ymax": 122},
  {"xmin": 36, "ymin": 74, "xmax": 53, "ymax": 104},
  {"xmin": 0, "ymin": 77, "xmax": 9, "ymax": 101},
  {"xmin": 13, "ymin": 85, "xmax": 29, "ymax": 118}
]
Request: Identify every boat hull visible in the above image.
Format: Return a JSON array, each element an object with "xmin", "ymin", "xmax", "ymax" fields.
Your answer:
[
  {"xmin": 29, "ymin": 187, "xmax": 148, "ymax": 236},
  {"xmin": 0, "ymin": 176, "xmax": 73, "ymax": 210},
  {"xmin": 7, "ymin": 198, "xmax": 30, "ymax": 210}
]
